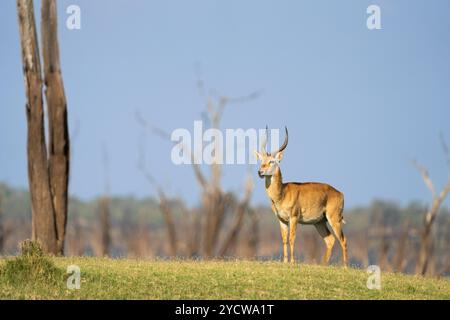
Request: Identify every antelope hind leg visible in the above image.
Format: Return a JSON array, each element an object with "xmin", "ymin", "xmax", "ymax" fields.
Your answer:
[{"xmin": 314, "ymin": 220, "xmax": 335, "ymax": 265}]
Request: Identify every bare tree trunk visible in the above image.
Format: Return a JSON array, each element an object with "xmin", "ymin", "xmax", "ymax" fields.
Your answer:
[
  {"xmin": 69, "ymin": 208, "xmax": 84, "ymax": 256},
  {"xmin": 417, "ymin": 223, "xmax": 434, "ymax": 275},
  {"xmin": 17, "ymin": 0, "xmax": 57, "ymax": 254},
  {"xmin": 413, "ymin": 144, "xmax": 450, "ymax": 275},
  {"xmin": 378, "ymin": 224, "xmax": 392, "ymax": 271},
  {"xmin": 73, "ymin": 218, "xmax": 84, "ymax": 256},
  {"xmin": 247, "ymin": 208, "xmax": 260, "ymax": 258},
  {"xmin": 203, "ymin": 190, "xmax": 231, "ymax": 257},
  {"xmin": 416, "ymin": 185, "xmax": 450, "ymax": 275},
  {"xmin": 218, "ymin": 175, "xmax": 253, "ymax": 257},
  {"xmin": 393, "ymin": 220, "xmax": 410, "ymax": 273},
  {"xmin": 158, "ymin": 190, "xmax": 177, "ymax": 257},
  {"xmin": 378, "ymin": 238, "xmax": 391, "ymax": 272},
  {"xmin": 189, "ymin": 209, "xmax": 202, "ymax": 257},
  {"xmin": 41, "ymin": 0, "xmax": 70, "ymax": 255},
  {"xmin": 98, "ymin": 196, "xmax": 111, "ymax": 256},
  {"xmin": 202, "ymin": 100, "xmax": 229, "ymax": 258},
  {"xmin": 133, "ymin": 214, "xmax": 152, "ymax": 257}
]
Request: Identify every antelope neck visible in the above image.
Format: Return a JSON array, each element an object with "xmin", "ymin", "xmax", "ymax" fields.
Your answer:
[{"xmin": 265, "ymin": 166, "xmax": 284, "ymax": 203}]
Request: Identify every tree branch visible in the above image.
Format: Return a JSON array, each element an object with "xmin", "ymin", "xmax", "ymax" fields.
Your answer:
[
  {"xmin": 412, "ymin": 159, "xmax": 436, "ymax": 197},
  {"xmin": 135, "ymin": 110, "xmax": 207, "ymax": 189}
]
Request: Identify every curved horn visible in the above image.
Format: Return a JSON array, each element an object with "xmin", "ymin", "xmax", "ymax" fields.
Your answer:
[
  {"xmin": 260, "ymin": 125, "xmax": 269, "ymax": 155},
  {"xmin": 272, "ymin": 126, "xmax": 288, "ymax": 154}
]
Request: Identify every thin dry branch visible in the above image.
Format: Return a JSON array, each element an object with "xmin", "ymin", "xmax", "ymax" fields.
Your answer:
[
  {"xmin": 413, "ymin": 135, "xmax": 450, "ymax": 275},
  {"xmin": 439, "ymin": 132, "xmax": 450, "ymax": 168},
  {"xmin": 412, "ymin": 160, "xmax": 436, "ymax": 197},
  {"xmin": 135, "ymin": 110, "xmax": 207, "ymax": 189}
]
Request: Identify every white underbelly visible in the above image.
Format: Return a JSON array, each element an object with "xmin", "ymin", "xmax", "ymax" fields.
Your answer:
[
  {"xmin": 299, "ymin": 208, "xmax": 325, "ymax": 224},
  {"xmin": 298, "ymin": 216, "xmax": 324, "ymax": 225},
  {"xmin": 275, "ymin": 209, "xmax": 324, "ymax": 225}
]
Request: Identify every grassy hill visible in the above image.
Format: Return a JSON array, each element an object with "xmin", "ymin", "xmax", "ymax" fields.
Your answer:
[{"xmin": 1, "ymin": 256, "xmax": 449, "ymax": 299}]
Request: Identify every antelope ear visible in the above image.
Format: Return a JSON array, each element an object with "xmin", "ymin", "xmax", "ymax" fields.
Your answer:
[
  {"xmin": 254, "ymin": 150, "xmax": 262, "ymax": 160},
  {"xmin": 274, "ymin": 151, "xmax": 284, "ymax": 162}
]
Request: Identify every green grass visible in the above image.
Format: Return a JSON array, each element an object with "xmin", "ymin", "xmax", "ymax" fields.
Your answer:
[{"xmin": 0, "ymin": 256, "xmax": 449, "ymax": 300}]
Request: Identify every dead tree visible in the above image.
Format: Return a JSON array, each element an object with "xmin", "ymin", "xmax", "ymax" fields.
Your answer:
[
  {"xmin": 16, "ymin": 0, "xmax": 69, "ymax": 254},
  {"xmin": 136, "ymin": 81, "xmax": 258, "ymax": 258},
  {"xmin": 374, "ymin": 209, "xmax": 392, "ymax": 272},
  {"xmin": 199, "ymin": 89, "xmax": 259, "ymax": 258},
  {"xmin": 69, "ymin": 209, "xmax": 84, "ymax": 256},
  {"xmin": 393, "ymin": 219, "xmax": 411, "ymax": 273},
  {"xmin": 437, "ymin": 218, "xmax": 450, "ymax": 275},
  {"xmin": 97, "ymin": 145, "xmax": 111, "ymax": 256},
  {"xmin": 218, "ymin": 173, "xmax": 253, "ymax": 257},
  {"xmin": 184, "ymin": 207, "xmax": 202, "ymax": 257},
  {"xmin": 41, "ymin": 0, "xmax": 70, "ymax": 254},
  {"xmin": 122, "ymin": 209, "xmax": 153, "ymax": 258},
  {"xmin": 413, "ymin": 135, "xmax": 450, "ymax": 275},
  {"xmin": 97, "ymin": 196, "xmax": 111, "ymax": 256},
  {"xmin": 137, "ymin": 134, "xmax": 177, "ymax": 257},
  {"xmin": 157, "ymin": 191, "xmax": 178, "ymax": 257},
  {"xmin": 247, "ymin": 208, "xmax": 260, "ymax": 258}
]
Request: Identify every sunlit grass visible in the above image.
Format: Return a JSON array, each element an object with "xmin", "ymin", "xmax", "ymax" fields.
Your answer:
[{"xmin": 0, "ymin": 257, "xmax": 449, "ymax": 299}]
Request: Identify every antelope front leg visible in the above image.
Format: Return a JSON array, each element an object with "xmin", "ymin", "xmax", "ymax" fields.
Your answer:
[
  {"xmin": 289, "ymin": 216, "xmax": 298, "ymax": 263},
  {"xmin": 279, "ymin": 221, "xmax": 289, "ymax": 263}
]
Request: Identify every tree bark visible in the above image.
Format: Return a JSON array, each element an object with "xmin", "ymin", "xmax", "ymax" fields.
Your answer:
[
  {"xmin": 17, "ymin": 0, "xmax": 58, "ymax": 253},
  {"xmin": 41, "ymin": 0, "xmax": 70, "ymax": 254}
]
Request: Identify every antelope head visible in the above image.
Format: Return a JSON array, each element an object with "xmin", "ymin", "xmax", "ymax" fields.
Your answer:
[{"xmin": 254, "ymin": 126, "xmax": 289, "ymax": 178}]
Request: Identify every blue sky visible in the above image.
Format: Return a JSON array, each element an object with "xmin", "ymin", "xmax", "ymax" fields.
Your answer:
[{"xmin": 1, "ymin": 0, "xmax": 449, "ymax": 208}]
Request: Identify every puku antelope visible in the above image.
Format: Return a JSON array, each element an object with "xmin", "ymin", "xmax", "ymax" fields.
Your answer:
[{"xmin": 254, "ymin": 127, "xmax": 348, "ymax": 265}]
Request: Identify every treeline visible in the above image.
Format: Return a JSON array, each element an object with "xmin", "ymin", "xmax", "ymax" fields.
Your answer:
[
  {"xmin": 1, "ymin": 183, "xmax": 449, "ymax": 276},
  {"xmin": 4, "ymin": 183, "xmax": 448, "ymax": 227}
]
